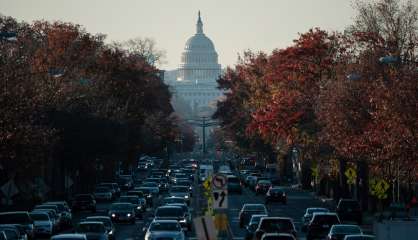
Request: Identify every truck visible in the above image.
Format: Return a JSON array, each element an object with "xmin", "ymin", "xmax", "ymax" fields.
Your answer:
[{"xmin": 199, "ymin": 164, "xmax": 214, "ymax": 183}]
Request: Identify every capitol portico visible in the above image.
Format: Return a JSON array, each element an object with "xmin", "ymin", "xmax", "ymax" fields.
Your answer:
[{"xmin": 164, "ymin": 11, "xmax": 223, "ymax": 115}]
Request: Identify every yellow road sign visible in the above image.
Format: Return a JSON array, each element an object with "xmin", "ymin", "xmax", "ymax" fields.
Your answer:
[
  {"xmin": 345, "ymin": 167, "xmax": 356, "ymax": 185},
  {"xmin": 369, "ymin": 178, "xmax": 390, "ymax": 199}
]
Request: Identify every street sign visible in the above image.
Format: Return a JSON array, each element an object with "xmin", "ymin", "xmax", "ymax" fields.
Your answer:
[
  {"xmin": 193, "ymin": 216, "xmax": 217, "ymax": 240},
  {"xmin": 370, "ymin": 178, "xmax": 390, "ymax": 199},
  {"xmin": 345, "ymin": 167, "xmax": 357, "ymax": 185},
  {"xmin": 1, "ymin": 180, "xmax": 19, "ymax": 205},
  {"xmin": 212, "ymin": 190, "xmax": 228, "ymax": 209},
  {"xmin": 212, "ymin": 174, "xmax": 227, "ymax": 189}
]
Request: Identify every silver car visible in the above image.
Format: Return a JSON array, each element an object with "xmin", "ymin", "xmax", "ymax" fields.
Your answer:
[
  {"xmin": 144, "ymin": 220, "xmax": 185, "ymax": 240},
  {"xmin": 30, "ymin": 211, "xmax": 54, "ymax": 236}
]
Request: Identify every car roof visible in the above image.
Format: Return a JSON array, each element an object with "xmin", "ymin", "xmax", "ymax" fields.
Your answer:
[
  {"xmin": 151, "ymin": 219, "xmax": 179, "ymax": 224},
  {"xmin": 0, "ymin": 211, "xmax": 28, "ymax": 215},
  {"xmin": 51, "ymin": 234, "xmax": 86, "ymax": 239},
  {"xmin": 313, "ymin": 212, "xmax": 338, "ymax": 216},
  {"xmin": 78, "ymin": 221, "xmax": 104, "ymax": 225},
  {"xmin": 157, "ymin": 206, "xmax": 182, "ymax": 210},
  {"xmin": 85, "ymin": 216, "xmax": 111, "ymax": 220},
  {"xmin": 331, "ymin": 224, "xmax": 361, "ymax": 228}
]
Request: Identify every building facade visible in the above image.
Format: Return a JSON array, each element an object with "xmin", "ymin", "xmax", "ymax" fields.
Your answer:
[{"xmin": 165, "ymin": 11, "xmax": 223, "ymax": 115}]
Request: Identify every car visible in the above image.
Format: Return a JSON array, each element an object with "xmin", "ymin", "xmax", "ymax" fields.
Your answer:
[
  {"xmin": 50, "ymin": 233, "xmax": 87, "ymax": 240},
  {"xmin": 119, "ymin": 195, "xmax": 146, "ymax": 215},
  {"xmin": 265, "ymin": 187, "xmax": 287, "ymax": 204},
  {"xmin": 0, "ymin": 224, "xmax": 26, "ymax": 240},
  {"xmin": 153, "ymin": 206, "xmax": 189, "ymax": 231},
  {"xmin": 108, "ymin": 203, "xmax": 136, "ymax": 224},
  {"xmin": 117, "ymin": 175, "xmax": 133, "ymax": 190},
  {"xmin": 71, "ymin": 194, "xmax": 96, "ymax": 212},
  {"xmin": 43, "ymin": 201, "xmax": 72, "ymax": 227},
  {"xmin": 246, "ymin": 176, "xmax": 258, "ymax": 189},
  {"xmin": 133, "ymin": 187, "xmax": 154, "ymax": 206},
  {"xmin": 97, "ymin": 183, "xmax": 120, "ymax": 197},
  {"xmin": 302, "ymin": 207, "xmax": 330, "ymax": 231},
  {"xmin": 75, "ymin": 221, "xmax": 109, "ymax": 240},
  {"xmin": 327, "ymin": 224, "xmax": 363, "ymax": 240},
  {"xmin": 255, "ymin": 180, "xmax": 272, "ymax": 195},
  {"xmin": 144, "ymin": 219, "xmax": 185, "ymax": 240},
  {"xmin": 32, "ymin": 205, "xmax": 62, "ymax": 230},
  {"xmin": 29, "ymin": 211, "xmax": 54, "ymax": 236},
  {"xmin": 254, "ymin": 217, "xmax": 297, "ymax": 240},
  {"xmin": 343, "ymin": 234, "xmax": 375, "ymax": 240},
  {"xmin": 239, "ymin": 204, "xmax": 268, "ymax": 228},
  {"xmin": 164, "ymin": 203, "xmax": 192, "ymax": 231},
  {"xmin": 306, "ymin": 212, "xmax": 341, "ymax": 240},
  {"xmin": 336, "ymin": 199, "xmax": 362, "ymax": 224},
  {"xmin": 163, "ymin": 197, "xmax": 188, "ymax": 206},
  {"xmin": 169, "ymin": 186, "xmax": 191, "ymax": 205},
  {"xmin": 261, "ymin": 233, "xmax": 296, "ymax": 240},
  {"xmin": 82, "ymin": 216, "xmax": 115, "ymax": 240},
  {"xmin": 245, "ymin": 214, "xmax": 268, "ymax": 240},
  {"xmin": 174, "ymin": 179, "xmax": 193, "ymax": 194},
  {"xmin": 227, "ymin": 175, "xmax": 242, "ymax": 194},
  {"xmin": 0, "ymin": 211, "xmax": 34, "ymax": 239},
  {"xmin": 94, "ymin": 187, "xmax": 114, "ymax": 201},
  {"xmin": 139, "ymin": 182, "xmax": 160, "ymax": 195},
  {"xmin": 31, "ymin": 209, "xmax": 59, "ymax": 232}
]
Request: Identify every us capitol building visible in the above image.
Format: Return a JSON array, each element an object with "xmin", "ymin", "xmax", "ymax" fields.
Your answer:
[{"xmin": 164, "ymin": 11, "xmax": 224, "ymax": 116}]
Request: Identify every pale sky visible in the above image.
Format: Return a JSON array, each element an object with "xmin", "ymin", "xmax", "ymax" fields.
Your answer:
[{"xmin": 1, "ymin": 0, "xmax": 358, "ymax": 69}]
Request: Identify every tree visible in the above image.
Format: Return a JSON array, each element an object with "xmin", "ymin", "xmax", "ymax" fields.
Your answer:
[{"xmin": 117, "ymin": 37, "xmax": 166, "ymax": 67}]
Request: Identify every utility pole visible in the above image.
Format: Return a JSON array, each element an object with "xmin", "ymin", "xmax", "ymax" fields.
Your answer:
[{"xmin": 187, "ymin": 116, "xmax": 218, "ymax": 155}]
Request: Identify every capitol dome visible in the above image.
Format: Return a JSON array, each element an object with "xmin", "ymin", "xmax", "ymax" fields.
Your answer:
[{"xmin": 177, "ymin": 11, "xmax": 221, "ymax": 83}]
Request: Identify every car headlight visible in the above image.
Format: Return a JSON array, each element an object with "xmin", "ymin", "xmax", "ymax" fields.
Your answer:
[
  {"xmin": 137, "ymin": 206, "xmax": 142, "ymax": 210},
  {"xmin": 127, "ymin": 213, "xmax": 132, "ymax": 217},
  {"xmin": 109, "ymin": 230, "xmax": 113, "ymax": 235},
  {"xmin": 111, "ymin": 213, "xmax": 116, "ymax": 217},
  {"xmin": 179, "ymin": 219, "xmax": 187, "ymax": 223},
  {"xmin": 185, "ymin": 195, "xmax": 189, "ymax": 199}
]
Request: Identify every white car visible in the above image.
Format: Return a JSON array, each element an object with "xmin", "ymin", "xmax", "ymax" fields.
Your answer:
[
  {"xmin": 30, "ymin": 212, "xmax": 54, "ymax": 236},
  {"xmin": 144, "ymin": 220, "xmax": 185, "ymax": 240}
]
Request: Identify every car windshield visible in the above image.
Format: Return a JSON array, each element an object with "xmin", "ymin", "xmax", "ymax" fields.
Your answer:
[
  {"xmin": 95, "ymin": 188, "xmax": 109, "ymax": 193},
  {"xmin": 30, "ymin": 213, "xmax": 49, "ymax": 221},
  {"xmin": 259, "ymin": 219, "xmax": 293, "ymax": 232},
  {"xmin": 86, "ymin": 218, "xmax": 111, "ymax": 228},
  {"xmin": 332, "ymin": 226, "xmax": 361, "ymax": 234},
  {"xmin": 312, "ymin": 215, "xmax": 340, "ymax": 225},
  {"xmin": 244, "ymin": 205, "xmax": 265, "ymax": 212},
  {"xmin": 76, "ymin": 195, "xmax": 92, "ymax": 201},
  {"xmin": 307, "ymin": 208, "xmax": 328, "ymax": 214},
  {"xmin": 164, "ymin": 198, "xmax": 184, "ymax": 204},
  {"xmin": 119, "ymin": 197, "xmax": 139, "ymax": 204},
  {"xmin": 155, "ymin": 208, "xmax": 183, "ymax": 217},
  {"xmin": 0, "ymin": 213, "xmax": 31, "ymax": 224},
  {"xmin": 149, "ymin": 222, "xmax": 181, "ymax": 231},
  {"xmin": 228, "ymin": 177, "xmax": 240, "ymax": 183},
  {"xmin": 270, "ymin": 188, "xmax": 284, "ymax": 193},
  {"xmin": 171, "ymin": 186, "xmax": 189, "ymax": 193},
  {"xmin": 77, "ymin": 223, "xmax": 105, "ymax": 233},
  {"xmin": 111, "ymin": 204, "xmax": 133, "ymax": 210}
]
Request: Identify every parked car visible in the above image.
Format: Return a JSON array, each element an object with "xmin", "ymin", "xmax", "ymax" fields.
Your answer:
[
  {"xmin": 254, "ymin": 217, "xmax": 297, "ymax": 240},
  {"xmin": 302, "ymin": 207, "xmax": 330, "ymax": 231},
  {"xmin": 227, "ymin": 175, "xmax": 242, "ymax": 194},
  {"xmin": 265, "ymin": 187, "xmax": 287, "ymax": 204},
  {"xmin": 336, "ymin": 199, "xmax": 362, "ymax": 224},
  {"xmin": 255, "ymin": 180, "xmax": 272, "ymax": 195},
  {"xmin": 75, "ymin": 221, "xmax": 109, "ymax": 240},
  {"xmin": 261, "ymin": 233, "xmax": 296, "ymax": 240},
  {"xmin": 0, "ymin": 224, "xmax": 26, "ymax": 240},
  {"xmin": 50, "ymin": 234, "xmax": 87, "ymax": 240},
  {"xmin": 343, "ymin": 234, "xmax": 375, "ymax": 240},
  {"xmin": 245, "ymin": 214, "xmax": 268, "ymax": 240},
  {"xmin": 29, "ymin": 211, "xmax": 54, "ymax": 236},
  {"xmin": 153, "ymin": 206, "xmax": 189, "ymax": 231},
  {"xmin": 144, "ymin": 219, "xmax": 185, "ymax": 240},
  {"xmin": 306, "ymin": 212, "xmax": 341, "ymax": 240},
  {"xmin": 118, "ymin": 195, "xmax": 146, "ymax": 215},
  {"xmin": 94, "ymin": 187, "xmax": 113, "ymax": 201},
  {"xmin": 72, "ymin": 194, "xmax": 96, "ymax": 212},
  {"xmin": 108, "ymin": 203, "xmax": 136, "ymax": 224},
  {"xmin": 43, "ymin": 201, "xmax": 72, "ymax": 227},
  {"xmin": 0, "ymin": 211, "xmax": 34, "ymax": 239},
  {"xmin": 82, "ymin": 216, "xmax": 115, "ymax": 240},
  {"xmin": 327, "ymin": 224, "xmax": 363, "ymax": 240},
  {"xmin": 239, "ymin": 204, "xmax": 268, "ymax": 228}
]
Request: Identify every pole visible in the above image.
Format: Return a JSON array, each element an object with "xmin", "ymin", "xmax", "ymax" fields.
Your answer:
[
  {"xmin": 397, "ymin": 159, "xmax": 400, "ymax": 203},
  {"xmin": 202, "ymin": 117, "xmax": 206, "ymax": 155}
]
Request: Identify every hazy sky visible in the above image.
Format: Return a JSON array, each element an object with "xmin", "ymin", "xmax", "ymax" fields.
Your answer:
[{"xmin": 1, "ymin": 0, "xmax": 358, "ymax": 69}]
